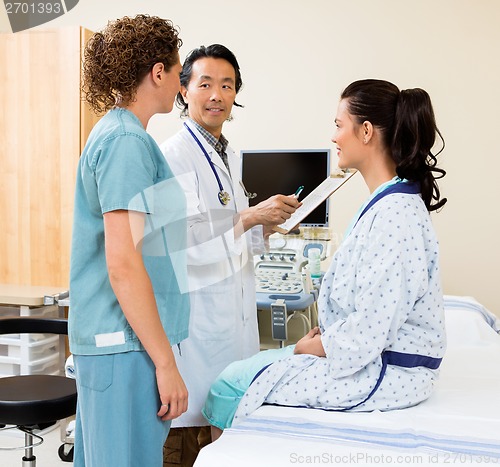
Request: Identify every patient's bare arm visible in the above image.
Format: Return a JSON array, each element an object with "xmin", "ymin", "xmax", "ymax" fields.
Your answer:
[{"xmin": 293, "ymin": 327, "xmax": 326, "ymax": 357}]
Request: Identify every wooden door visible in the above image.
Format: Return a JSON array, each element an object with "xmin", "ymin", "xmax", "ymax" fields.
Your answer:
[{"xmin": 0, "ymin": 27, "xmax": 97, "ymax": 287}]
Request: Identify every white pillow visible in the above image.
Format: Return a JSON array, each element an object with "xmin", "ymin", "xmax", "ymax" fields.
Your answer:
[{"xmin": 444, "ymin": 295, "xmax": 500, "ymax": 348}]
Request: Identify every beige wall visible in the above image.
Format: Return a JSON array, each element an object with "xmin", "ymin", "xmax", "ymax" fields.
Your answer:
[
  {"xmin": 9, "ymin": 0, "xmax": 500, "ymax": 315},
  {"xmin": 0, "ymin": 6, "xmax": 8, "ymax": 32}
]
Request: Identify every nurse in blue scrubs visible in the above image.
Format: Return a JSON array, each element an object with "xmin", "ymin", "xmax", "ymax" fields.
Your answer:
[{"xmin": 69, "ymin": 14, "xmax": 189, "ymax": 467}]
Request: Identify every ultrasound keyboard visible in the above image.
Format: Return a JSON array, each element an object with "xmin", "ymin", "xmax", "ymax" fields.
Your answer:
[
  {"xmin": 255, "ymin": 269, "xmax": 303, "ymax": 294},
  {"xmin": 253, "ymin": 231, "xmax": 330, "ymax": 311}
]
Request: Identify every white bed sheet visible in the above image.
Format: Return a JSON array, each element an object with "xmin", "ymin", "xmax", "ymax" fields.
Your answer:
[{"xmin": 194, "ymin": 296, "xmax": 500, "ymax": 466}]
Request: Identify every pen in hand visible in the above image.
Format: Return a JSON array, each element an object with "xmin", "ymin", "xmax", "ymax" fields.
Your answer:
[{"xmin": 294, "ymin": 185, "xmax": 304, "ymax": 199}]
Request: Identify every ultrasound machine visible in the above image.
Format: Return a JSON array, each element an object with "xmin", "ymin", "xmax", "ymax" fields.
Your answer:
[{"xmin": 241, "ymin": 148, "xmax": 333, "ymax": 347}]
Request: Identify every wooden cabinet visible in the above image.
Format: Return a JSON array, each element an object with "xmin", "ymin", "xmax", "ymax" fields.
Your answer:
[{"xmin": 0, "ymin": 27, "xmax": 98, "ymax": 287}]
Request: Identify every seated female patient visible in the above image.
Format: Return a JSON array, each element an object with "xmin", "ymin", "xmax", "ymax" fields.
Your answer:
[{"xmin": 202, "ymin": 79, "xmax": 448, "ymax": 439}]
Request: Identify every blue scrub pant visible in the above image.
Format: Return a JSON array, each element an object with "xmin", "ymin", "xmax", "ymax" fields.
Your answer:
[
  {"xmin": 73, "ymin": 351, "xmax": 171, "ymax": 467},
  {"xmin": 202, "ymin": 345, "xmax": 295, "ymax": 430}
]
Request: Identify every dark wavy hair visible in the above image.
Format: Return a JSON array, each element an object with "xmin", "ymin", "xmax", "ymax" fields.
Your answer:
[
  {"xmin": 176, "ymin": 44, "xmax": 243, "ymax": 117},
  {"xmin": 341, "ymin": 79, "xmax": 447, "ymax": 212},
  {"xmin": 82, "ymin": 14, "xmax": 182, "ymax": 114}
]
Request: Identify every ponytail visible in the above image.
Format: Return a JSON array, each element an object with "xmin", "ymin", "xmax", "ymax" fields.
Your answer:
[{"xmin": 392, "ymin": 89, "xmax": 447, "ymax": 211}]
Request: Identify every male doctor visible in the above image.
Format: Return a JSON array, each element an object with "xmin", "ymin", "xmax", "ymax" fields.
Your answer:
[{"xmin": 160, "ymin": 44, "xmax": 300, "ymax": 466}]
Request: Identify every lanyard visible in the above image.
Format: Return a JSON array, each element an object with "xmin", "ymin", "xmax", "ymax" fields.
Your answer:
[{"xmin": 184, "ymin": 122, "xmax": 230, "ymax": 206}]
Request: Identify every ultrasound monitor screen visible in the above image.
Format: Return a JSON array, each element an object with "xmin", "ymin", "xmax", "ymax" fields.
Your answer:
[{"xmin": 240, "ymin": 149, "xmax": 331, "ymax": 227}]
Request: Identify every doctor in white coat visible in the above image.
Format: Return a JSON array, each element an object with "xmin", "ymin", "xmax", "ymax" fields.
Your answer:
[{"xmin": 160, "ymin": 44, "xmax": 300, "ymax": 466}]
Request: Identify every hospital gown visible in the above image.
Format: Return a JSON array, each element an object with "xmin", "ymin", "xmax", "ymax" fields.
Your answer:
[{"xmin": 206, "ymin": 189, "xmax": 447, "ymax": 428}]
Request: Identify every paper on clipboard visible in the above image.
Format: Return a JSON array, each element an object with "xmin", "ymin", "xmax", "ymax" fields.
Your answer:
[{"xmin": 273, "ymin": 170, "xmax": 357, "ymax": 234}]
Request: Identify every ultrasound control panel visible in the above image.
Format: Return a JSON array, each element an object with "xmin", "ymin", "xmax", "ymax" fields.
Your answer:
[
  {"xmin": 254, "ymin": 229, "xmax": 331, "ymax": 308},
  {"xmin": 255, "ymin": 269, "xmax": 304, "ymax": 294},
  {"xmin": 255, "ymin": 229, "xmax": 331, "ymax": 345}
]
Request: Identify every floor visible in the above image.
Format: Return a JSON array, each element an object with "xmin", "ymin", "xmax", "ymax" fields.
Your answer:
[{"xmin": 0, "ymin": 421, "xmax": 72, "ymax": 467}]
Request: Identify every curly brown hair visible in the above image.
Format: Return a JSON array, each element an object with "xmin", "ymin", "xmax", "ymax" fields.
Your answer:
[{"xmin": 82, "ymin": 14, "xmax": 182, "ymax": 115}]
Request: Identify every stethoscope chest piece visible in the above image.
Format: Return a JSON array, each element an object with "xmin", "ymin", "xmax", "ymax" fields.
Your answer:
[
  {"xmin": 218, "ymin": 191, "xmax": 231, "ymax": 205},
  {"xmin": 184, "ymin": 122, "xmax": 232, "ymax": 207}
]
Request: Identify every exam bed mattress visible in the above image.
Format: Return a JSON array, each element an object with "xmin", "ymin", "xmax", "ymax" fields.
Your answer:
[{"xmin": 194, "ymin": 295, "xmax": 500, "ymax": 466}]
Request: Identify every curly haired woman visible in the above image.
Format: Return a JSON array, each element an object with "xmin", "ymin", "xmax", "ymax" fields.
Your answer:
[{"xmin": 69, "ymin": 14, "xmax": 188, "ymax": 466}]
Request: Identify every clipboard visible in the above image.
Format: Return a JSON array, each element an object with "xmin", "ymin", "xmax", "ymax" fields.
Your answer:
[{"xmin": 273, "ymin": 170, "xmax": 357, "ymax": 234}]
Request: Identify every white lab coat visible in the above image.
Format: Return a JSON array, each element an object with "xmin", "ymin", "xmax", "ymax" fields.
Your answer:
[{"xmin": 160, "ymin": 120, "xmax": 262, "ymax": 426}]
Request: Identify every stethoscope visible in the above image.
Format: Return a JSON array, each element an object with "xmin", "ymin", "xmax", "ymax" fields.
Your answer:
[{"xmin": 184, "ymin": 122, "xmax": 231, "ymax": 206}]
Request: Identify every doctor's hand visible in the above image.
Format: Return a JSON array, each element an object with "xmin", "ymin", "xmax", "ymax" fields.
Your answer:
[
  {"xmin": 156, "ymin": 364, "xmax": 188, "ymax": 421},
  {"xmin": 249, "ymin": 194, "xmax": 301, "ymax": 227},
  {"xmin": 294, "ymin": 327, "xmax": 326, "ymax": 357}
]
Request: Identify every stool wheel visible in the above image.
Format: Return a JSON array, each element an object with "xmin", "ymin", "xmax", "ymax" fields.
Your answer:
[{"xmin": 58, "ymin": 443, "xmax": 74, "ymax": 462}]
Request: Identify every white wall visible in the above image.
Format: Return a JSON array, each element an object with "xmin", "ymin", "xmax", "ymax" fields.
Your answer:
[{"xmin": 5, "ymin": 0, "xmax": 500, "ymax": 315}]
